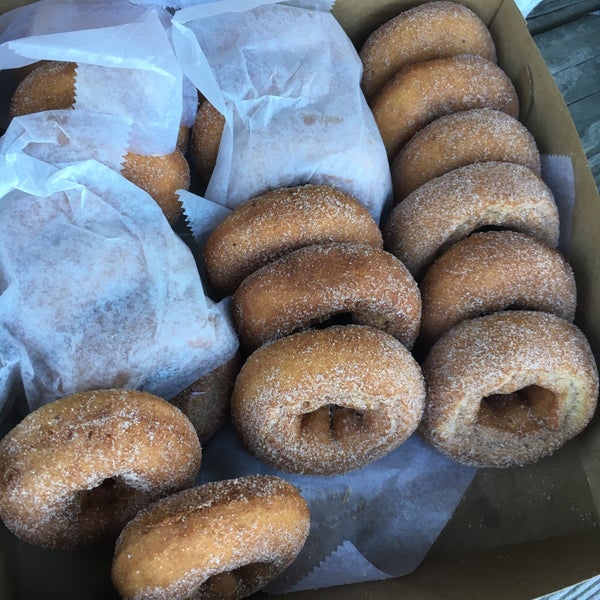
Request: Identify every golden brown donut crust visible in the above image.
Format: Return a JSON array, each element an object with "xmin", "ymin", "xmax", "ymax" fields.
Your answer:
[
  {"xmin": 231, "ymin": 242, "xmax": 421, "ymax": 352},
  {"xmin": 0, "ymin": 389, "xmax": 201, "ymax": 549},
  {"xmin": 204, "ymin": 184, "xmax": 383, "ymax": 298},
  {"xmin": 170, "ymin": 354, "xmax": 241, "ymax": 441},
  {"xmin": 360, "ymin": 1, "xmax": 496, "ymax": 101},
  {"xmin": 189, "ymin": 100, "xmax": 225, "ymax": 184},
  {"xmin": 9, "ymin": 60, "xmax": 76, "ymax": 117},
  {"xmin": 383, "ymin": 161, "xmax": 560, "ymax": 279},
  {"xmin": 120, "ymin": 150, "xmax": 190, "ymax": 225},
  {"xmin": 391, "ymin": 108, "xmax": 541, "ymax": 201},
  {"xmin": 111, "ymin": 475, "xmax": 310, "ymax": 600},
  {"xmin": 421, "ymin": 311, "xmax": 598, "ymax": 468},
  {"xmin": 371, "ymin": 54, "xmax": 519, "ymax": 159},
  {"xmin": 231, "ymin": 325, "xmax": 425, "ymax": 474},
  {"xmin": 419, "ymin": 231, "xmax": 576, "ymax": 346}
]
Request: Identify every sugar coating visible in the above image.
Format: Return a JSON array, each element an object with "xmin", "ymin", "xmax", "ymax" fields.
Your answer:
[
  {"xmin": 0, "ymin": 389, "xmax": 201, "ymax": 549},
  {"xmin": 419, "ymin": 230, "xmax": 576, "ymax": 345},
  {"xmin": 391, "ymin": 108, "xmax": 541, "ymax": 200},
  {"xmin": 371, "ymin": 54, "xmax": 519, "ymax": 159},
  {"xmin": 360, "ymin": 1, "xmax": 496, "ymax": 101},
  {"xmin": 121, "ymin": 150, "xmax": 190, "ymax": 224},
  {"xmin": 383, "ymin": 161, "xmax": 560, "ymax": 279},
  {"xmin": 231, "ymin": 242, "xmax": 421, "ymax": 351},
  {"xmin": 10, "ymin": 60, "xmax": 76, "ymax": 117},
  {"xmin": 189, "ymin": 100, "xmax": 225, "ymax": 183},
  {"xmin": 421, "ymin": 311, "xmax": 599, "ymax": 467},
  {"xmin": 111, "ymin": 475, "xmax": 310, "ymax": 600},
  {"xmin": 231, "ymin": 325, "xmax": 425, "ymax": 474},
  {"xmin": 204, "ymin": 184, "xmax": 383, "ymax": 298}
]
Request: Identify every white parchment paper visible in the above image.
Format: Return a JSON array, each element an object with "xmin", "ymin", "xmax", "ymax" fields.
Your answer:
[
  {"xmin": 0, "ymin": 151, "xmax": 238, "ymax": 413},
  {"xmin": 0, "ymin": 0, "xmax": 187, "ymax": 154},
  {"xmin": 171, "ymin": 0, "xmax": 392, "ymax": 221}
]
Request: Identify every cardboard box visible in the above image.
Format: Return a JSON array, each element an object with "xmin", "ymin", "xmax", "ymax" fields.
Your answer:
[{"xmin": 1, "ymin": 1, "xmax": 599, "ymax": 598}]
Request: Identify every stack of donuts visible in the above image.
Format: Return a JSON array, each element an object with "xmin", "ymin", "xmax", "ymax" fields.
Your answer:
[
  {"xmin": 203, "ymin": 183, "xmax": 426, "ymax": 475},
  {"xmin": 359, "ymin": 1, "xmax": 598, "ymax": 468}
]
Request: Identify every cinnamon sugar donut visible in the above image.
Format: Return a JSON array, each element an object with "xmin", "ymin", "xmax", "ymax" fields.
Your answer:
[
  {"xmin": 383, "ymin": 161, "xmax": 560, "ymax": 279},
  {"xmin": 370, "ymin": 54, "xmax": 519, "ymax": 159},
  {"xmin": 10, "ymin": 60, "xmax": 190, "ymax": 224},
  {"xmin": 112, "ymin": 475, "xmax": 310, "ymax": 600},
  {"xmin": 170, "ymin": 354, "xmax": 241, "ymax": 441},
  {"xmin": 421, "ymin": 311, "xmax": 598, "ymax": 468},
  {"xmin": 360, "ymin": 1, "xmax": 496, "ymax": 101},
  {"xmin": 120, "ymin": 150, "xmax": 190, "ymax": 225},
  {"xmin": 419, "ymin": 231, "xmax": 576, "ymax": 346},
  {"xmin": 231, "ymin": 325, "xmax": 425, "ymax": 474},
  {"xmin": 231, "ymin": 242, "xmax": 421, "ymax": 352},
  {"xmin": 189, "ymin": 100, "xmax": 225, "ymax": 184},
  {"xmin": 0, "ymin": 389, "xmax": 201, "ymax": 550},
  {"xmin": 391, "ymin": 108, "xmax": 541, "ymax": 201},
  {"xmin": 204, "ymin": 184, "xmax": 383, "ymax": 298}
]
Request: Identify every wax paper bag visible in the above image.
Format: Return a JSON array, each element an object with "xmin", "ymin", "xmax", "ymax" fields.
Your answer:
[
  {"xmin": 0, "ymin": 148, "xmax": 238, "ymax": 414},
  {"xmin": 171, "ymin": 0, "xmax": 392, "ymax": 220}
]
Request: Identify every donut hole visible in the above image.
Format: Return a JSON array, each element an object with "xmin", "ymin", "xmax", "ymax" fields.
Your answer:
[
  {"xmin": 300, "ymin": 404, "xmax": 365, "ymax": 440},
  {"xmin": 201, "ymin": 562, "xmax": 275, "ymax": 599},
  {"xmin": 477, "ymin": 385, "xmax": 559, "ymax": 433},
  {"xmin": 306, "ymin": 312, "xmax": 355, "ymax": 330},
  {"xmin": 77, "ymin": 477, "xmax": 122, "ymax": 512}
]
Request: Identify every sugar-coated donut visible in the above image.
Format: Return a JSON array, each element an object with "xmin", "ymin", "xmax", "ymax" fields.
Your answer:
[
  {"xmin": 0, "ymin": 389, "xmax": 201, "ymax": 550},
  {"xmin": 383, "ymin": 162, "xmax": 560, "ymax": 279},
  {"xmin": 231, "ymin": 242, "xmax": 421, "ymax": 352},
  {"xmin": 9, "ymin": 60, "xmax": 77, "ymax": 118},
  {"xmin": 120, "ymin": 150, "xmax": 190, "ymax": 225},
  {"xmin": 391, "ymin": 108, "xmax": 541, "ymax": 201},
  {"xmin": 9, "ymin": 60, "xmax": 190, "ymax": 224},
  {"xmin": 371, "ymin": 54, "xmax": 519, "ymax": 159},
  {"xmin": 419, "ymin": 231, "xmax": 576, "ymax": 346},
  {"xmin": 204, "ymin": 184, "xmax": 383, "ymax": 298},
  {"xmin": 360, "ymin": 1, "xmax": 496, "ymax": 101},
  {"xmin": 170, "ymin": 354, "xmax": 241, "ymax": 441},
  {"xmin": 111, "ymin": 475, "xmax": 310, "ymax": 600},
  {"xmin": 231, "ymin": 325, "xmax": 425, "ymax": 474},
  {"xmin": 189, "ymin": 100, "xmax": 225, "ymax": 184},
  {"xmin": 421, "ymin": 311, "xmax": 598, "ymax": 468}
]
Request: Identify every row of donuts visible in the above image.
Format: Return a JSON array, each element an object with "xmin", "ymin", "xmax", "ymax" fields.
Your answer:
[
  {"xmin": 359, "ymin": 2, "xmax": 598, "ymax": 466},
  {"xmin": 0, "ymin": 388, "xmax": 311, "ymax": 599},
  {"xmin": 203, "ymin": 184, "xmax": 426, "ymax": 475}
]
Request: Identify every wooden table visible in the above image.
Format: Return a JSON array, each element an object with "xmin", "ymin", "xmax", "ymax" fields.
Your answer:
[{"xmin": 527, "ymin": 0, "xmax": 600, "ymax": 192}]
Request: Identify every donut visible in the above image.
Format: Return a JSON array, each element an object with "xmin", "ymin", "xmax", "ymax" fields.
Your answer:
[
  {"xmin": 0, "ymin": 389, "xmax": 201, "ymax": 550},
  {"xmin": 391, "ymin": 108, "xmax": 541, "ymax": 201},
  {"xmin": 421, "ymin": 311, "xmax": 598, "ymax": 468},
  {"xmin": 189, "ymin": 99, "xmax": 225, "ymax": 184},
  {"xmin": 231, "ymin": 242, "xmax": 421, "ymax": 352},
  {"xmin": 111, "ymin": 475, "xmax": 310, "ymax": 600},
  {"xmin": 383, "ymin": 161, "xmax": 560, "ymax": 279},
  {"xmin": 231, "ymin": 325, "xmax": 425, "ymax": 474},
  {"xmin": 120, "ymin": 149, "xmax": 190, "ymax": 225},
  {"xmin": 360, "ymin": 1, "xmax": 496, "ymax": 101},
  {"xmin": 9, "ymin": 60, "xmax": 190, "ymax": 224},
  {"xmin": 370, "ymin": 54, "xmax": 519, "ymax": 159},
  {"xmin": 9, "ymin": 60, "xmax": 78, "ymax": 118},
  {"xmin": 170, "ymin": 354, "xmax": 241, "ymax": 441},
  {"xmin": 419, "ymin": 231, "xmax": 576, "ymax": 346},
  {"xmin": 204, "ymin": 184, "xmax": 383, "ymax": 298}
]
